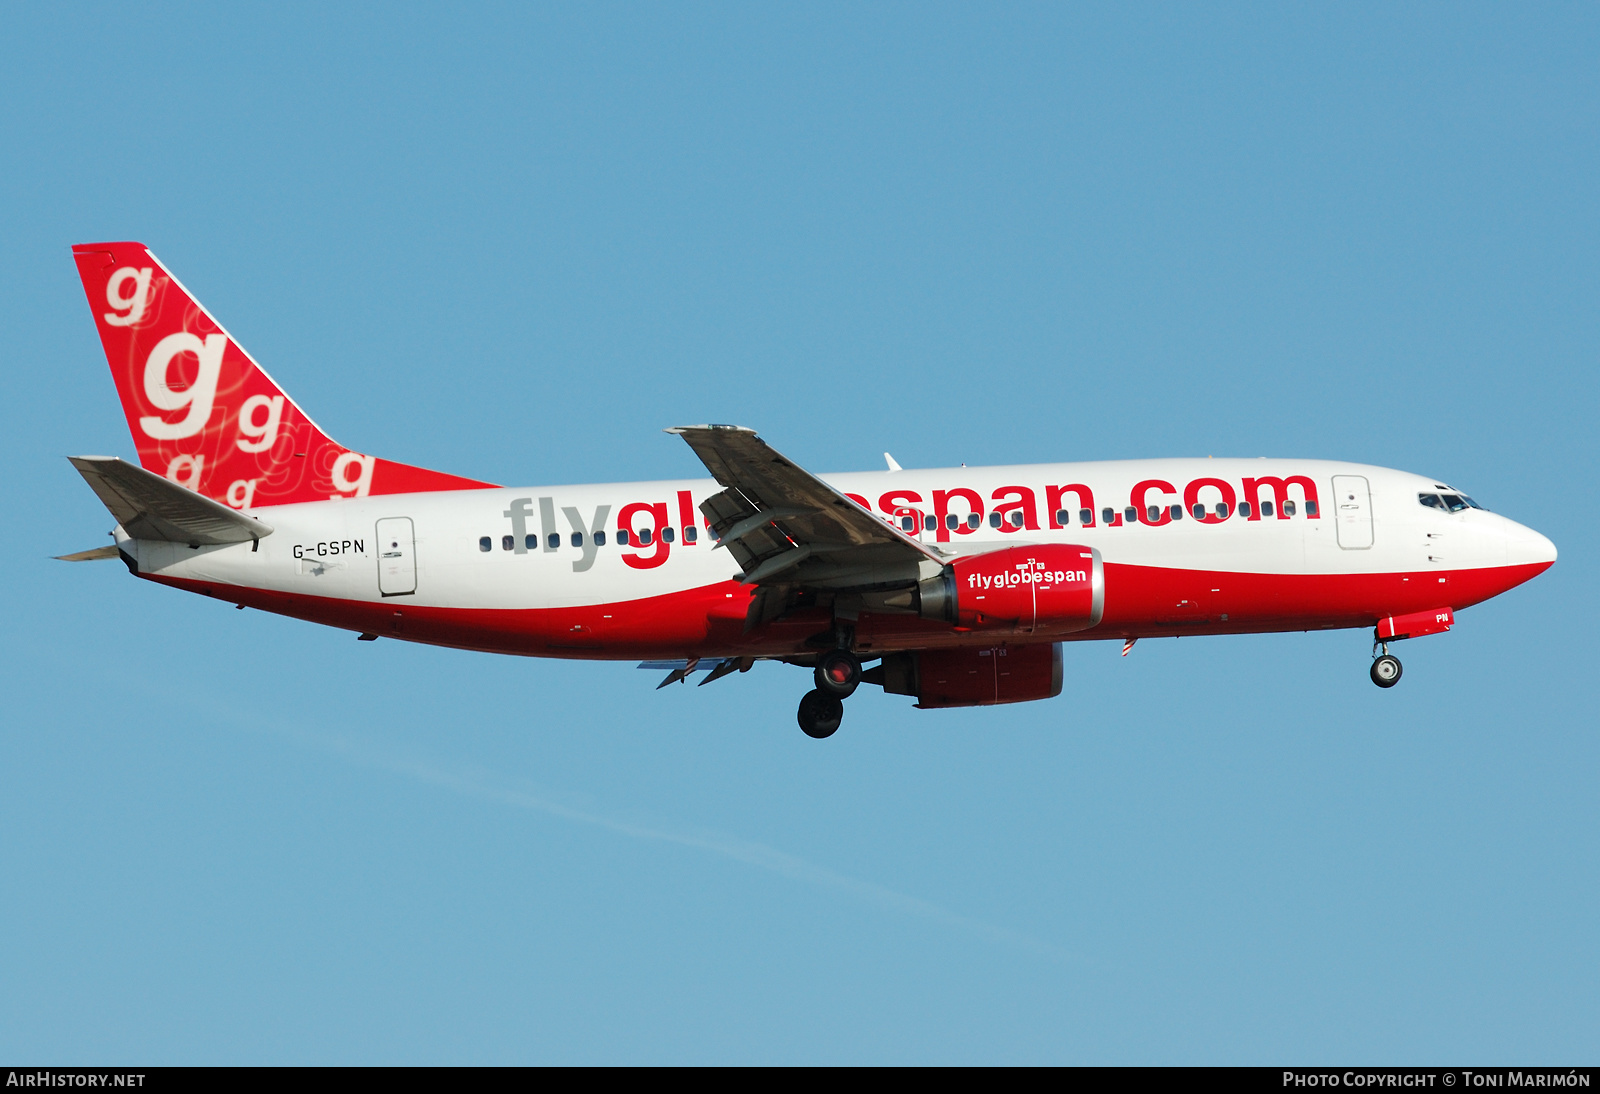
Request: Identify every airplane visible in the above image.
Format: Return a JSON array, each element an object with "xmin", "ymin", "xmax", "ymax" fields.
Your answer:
[{"xmin": 60, "ymin": 242, "xmax": 1558, "ymax": 738}]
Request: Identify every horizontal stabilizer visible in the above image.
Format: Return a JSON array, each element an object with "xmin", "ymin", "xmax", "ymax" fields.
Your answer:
[
  {"xmin": 68, "ymin": 456, "xmax": 274, "ymax": 545},
  {"xmin": 55, "ymin": 545, "xmax": 121, "ymax": 561}
]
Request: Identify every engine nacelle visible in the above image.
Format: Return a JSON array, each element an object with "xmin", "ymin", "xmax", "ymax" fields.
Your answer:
[
  {"xmin": 873, "ymin": 643, "xmax": 1063, "ymax": 708},
  {"xmin": 916, "ymin": 544, "xmax": 1103, "ymax": 636}
]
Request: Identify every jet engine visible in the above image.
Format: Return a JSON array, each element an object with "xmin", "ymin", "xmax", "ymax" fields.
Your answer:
[
  {"xmin": 913, "ymin": 544, "xmax": 1103, "ymax": 636},
  {"xmin": 869, "ymin": 643, "xmax": 1064, "ymax": 708}
]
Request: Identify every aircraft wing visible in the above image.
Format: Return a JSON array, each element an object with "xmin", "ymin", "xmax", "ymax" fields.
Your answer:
[
  {"xmin": 68, "ymin": 456, "xmax": 274, "ymax": 546},
  {"xmin": 667, "ymin": 425, "xmax": 944, "ymax": 592}
]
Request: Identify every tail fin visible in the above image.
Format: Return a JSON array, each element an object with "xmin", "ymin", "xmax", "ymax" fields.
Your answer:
[{"xmin": 71, "ymin": 242, "xmax": 495, "ymax": 509}]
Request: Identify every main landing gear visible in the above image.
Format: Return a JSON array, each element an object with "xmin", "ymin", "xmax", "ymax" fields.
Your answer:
[
  {"xmin": 1370, "ymin": 642, "xmax": 1403, "ymax": 688},
  {"xmin": 797, "ymin": 648, "xmax": 862, "ymax": 738},
  {"xmin": 798, "ymin": 690, "xmax": 845, "ymax": 738}
]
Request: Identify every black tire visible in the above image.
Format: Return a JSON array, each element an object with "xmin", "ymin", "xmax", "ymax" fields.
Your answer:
[
  {"xmin": 1370, "ymin": 654, "xmax": 1403, "ymax": 688},
  {"xmin": 814, "ymin": 649, "xmax": 863, "ymax": 698},
  {"xmin": 797, "ymin": 689, "xmax": 844, "ymax": 738}
]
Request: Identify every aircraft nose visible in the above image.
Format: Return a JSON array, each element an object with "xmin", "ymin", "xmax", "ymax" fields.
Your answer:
[{"xmin": 1503, "ymin": 518, "xmax": 1557, "ymax": 569}]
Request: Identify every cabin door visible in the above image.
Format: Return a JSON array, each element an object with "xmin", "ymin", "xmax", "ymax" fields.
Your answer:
[
  {"xmin": 1331, "ymin": 476, "xmax": 1373, "ymax": 550},
  {"xmin": 375, "ymin": 517, "xmax": 417, "ymax": 596}
]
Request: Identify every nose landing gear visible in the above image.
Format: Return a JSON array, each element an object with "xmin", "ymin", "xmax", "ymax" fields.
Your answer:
[
  {"xmin": 1370, "ymin": 642, "xmax": 1403, "ymax": 688},
  {"xmin": 798, "ymin": 648, "xmax": 862, "ymax": 738}
]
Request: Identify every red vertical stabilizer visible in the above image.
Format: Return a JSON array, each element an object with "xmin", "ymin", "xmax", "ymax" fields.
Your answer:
[{"xmin": 72, "ymin": 242, "xmax": 495, "ymax": 509}]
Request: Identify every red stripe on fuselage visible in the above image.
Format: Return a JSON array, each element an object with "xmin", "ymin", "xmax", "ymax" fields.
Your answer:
[{"xmin": 149, "ymin": 560, "xmax": 1552, "ymax": 660}]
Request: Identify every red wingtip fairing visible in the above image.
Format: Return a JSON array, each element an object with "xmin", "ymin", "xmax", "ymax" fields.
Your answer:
[{"xmin": 71, "ymin": 242, "xmax": 495, "ymax": 510}]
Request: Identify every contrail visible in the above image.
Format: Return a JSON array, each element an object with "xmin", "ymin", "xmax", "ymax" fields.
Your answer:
[
  {"xmin": 139, "ymin": 677, "xmax": 1077, "ymax": 964},
  {"xmin": 302, "ymin": 727, "xmax": 1078, "ymax": 965}
]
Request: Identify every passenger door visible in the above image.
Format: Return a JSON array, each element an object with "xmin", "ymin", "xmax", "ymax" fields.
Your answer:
[
  {"xmin": 1331, "ymin": 475, "xmax": 1373, "ymax": 550},
  {"xmin": 375, "ymin": 517, "xmax": 417, "ymax": 596}
]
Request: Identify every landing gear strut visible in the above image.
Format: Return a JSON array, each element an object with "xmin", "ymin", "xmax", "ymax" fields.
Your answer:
[
  {"xmin": 1370, "ymin": 641, "xmax": 1402, "ymax": 688},
  {"xmin": 798, "ymin": 690, "xmax": 845, "ymax": 738}
]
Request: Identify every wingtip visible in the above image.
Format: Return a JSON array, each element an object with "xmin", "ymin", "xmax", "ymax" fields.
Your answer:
[
  {"xmin": 54, "ymin": 545, "xmax": 121, "ymax": 562},
  {"xmin": 665, "ymin": 424, "xmax": 756, "ymax": 435}
]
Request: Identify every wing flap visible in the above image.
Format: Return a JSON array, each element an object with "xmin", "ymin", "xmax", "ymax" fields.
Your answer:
[{"xmin": 669, "ymin": 425, "xmax": 942, "ymax": 589}]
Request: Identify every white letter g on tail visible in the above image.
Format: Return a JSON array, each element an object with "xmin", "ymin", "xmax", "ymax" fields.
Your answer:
[
  {"xmin": 140, "ymin": 332, "xmax": 226, "ymax": 440},
  {"xmin": 236, "ymin": 394, "xmax": 285, "ymax": 452},
  {"xmin": 104, "ymin": 267, "xmax": 153, "ymax": 326},
  {"xmin": 331, "ymin": 451, "xmax": 375, "ymax": 497}
]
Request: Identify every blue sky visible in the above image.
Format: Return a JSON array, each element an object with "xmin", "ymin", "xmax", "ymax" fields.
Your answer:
[{"xmin": 1, "ymin": 3, "xmax": 1595, "ymax": 1063}]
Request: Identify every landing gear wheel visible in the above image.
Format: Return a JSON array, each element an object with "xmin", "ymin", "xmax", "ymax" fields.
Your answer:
[
  {"xmin": 1370, "ymin": 654, "xmax": 1402, "ymax": 688},
  {"xmin": 798, "ymin": 689, "xmax": 844, "ymax": 738},
  {"xmin": 814, "ymin": 649, "xmax": 862, "ymax": 698}
]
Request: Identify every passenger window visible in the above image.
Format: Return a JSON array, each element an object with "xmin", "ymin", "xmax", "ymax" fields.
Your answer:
[
  {"xmin": 1125, "ymin": 507, "xmax": 1138, "ymax": 524},
  {"xmin": 1079, "ymin": 508, "xmax": 1093, "ymax": 526},
  {"xmin": 1239, "ymin": 502, "xmax": 1252, "ymax": 518},
  {"xmin": 502, "ymin": 535, "xmax": 514, "ymax": 551},
  {"xmin": 901, "ymin": 515, "xmax": 916, "ymax": 532},
  {"xmin": 1008, "ymin": 511, "xmax": 1024, "ymax": 528},
  {"xmin": 1215, "ymin": 502, "xmax": 1230, "ymax": 519},
  {"xmin": 925, "ymin": 515, "xmax": 937, "ymax": 532},
  {"xmin": 1283, "ymin": 500, "xmax": 1296, "ymax": 516},
  {"xmin": 1102, "ymin": 507, "xmax": 1115, "ymax": 525},
  {"xmin": 547, "ymin": 532, "xmax": 561, "ymax": 549},
  {"xmin": 662, "ymin": 527, "xmax": 675, "ymax": 543},
  {"xmin": 1305, "ymin": 500, "xmax": 1318, "ymax": 517},
  {"xmin": 1261, "ymin": 501, "xmax": 1274, "ymax": 517},
  {"xmin": 593, "ymin": 530, "xmax": 607, "ymax": 546},
  {"xmin": 1055, "ymin": 509, "xmax": 1070, "ymax": 526},
  {"xmin": 571, "ymin": 532, "xmax": 584, "ymax": 547},
  {"xmin": 945, "ymin": 513, "xmax": 959, "ymax": 530},
  {"xmin": 1146, "ymin": 505, "xmax": 1159, "ymax": 523},
  {"xmin": 638, "ymin": 527, "xmax": 653, "ymax": 545},
  {"xmin": 989, "ymin": 512, "xmax": 1002, "ymax": 529},
  {"xmin": 1192, "ymin": 503, "xmax": 1206, "ymax": 519},
  {"xmin": 478, "ymin": 536, "xmax": 491, "ymax": 552},
  {"xmin": 616, "ymin": 529, "xmax": 631, "ymax": 546},
  {"xmin": 525, "ymin": 534, "xmax": 537, "ymax": 550},
  {"xmin": 967, "ymin": 513, "xmax": 981, "ymax": 529},
  {"xmin": 1169, "ymin": 504, "xmax": 1183, "ymax": 521},
  {"xmin": 683, "ymin": 526, "xmax": 697, "ymax": 543}
]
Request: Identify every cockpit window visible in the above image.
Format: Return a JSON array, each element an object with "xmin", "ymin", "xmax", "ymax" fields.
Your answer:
[
  {"xmin": 1424, "ymin": 490, "xmax": 1489, "ymax": 512},
  {"xmin": 1433, "ymin": 489, "xmax": 1491, "ymax": 511}
]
